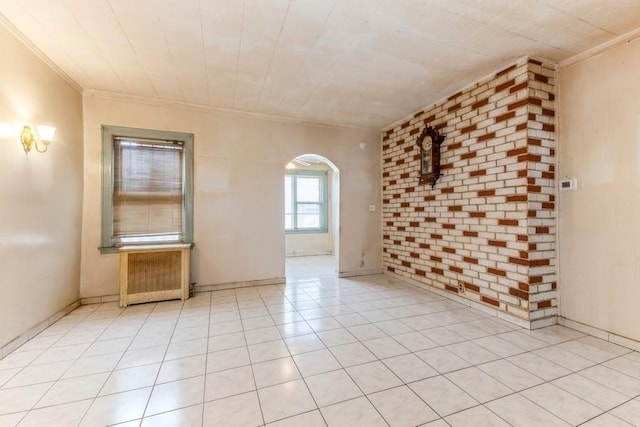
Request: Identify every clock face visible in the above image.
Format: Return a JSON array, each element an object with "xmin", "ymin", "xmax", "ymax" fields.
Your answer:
[{"xmin": 422, "ymin": 136, "xmax": 433, "ymax": 174}]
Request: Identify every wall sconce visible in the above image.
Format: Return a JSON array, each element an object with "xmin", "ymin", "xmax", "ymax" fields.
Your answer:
[{"xmin": 21, "ymin": 125, "xmax": 55, "ymax": 153}]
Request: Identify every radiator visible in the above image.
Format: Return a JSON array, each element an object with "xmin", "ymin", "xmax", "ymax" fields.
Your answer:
[{"xmin": 119, "ymin": 244, "xmax": 191, "ymax": 307}]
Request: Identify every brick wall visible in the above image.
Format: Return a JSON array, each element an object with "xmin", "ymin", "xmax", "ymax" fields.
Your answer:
[{"xmin": 381, "ymin": 57, "xmax": 556, "ymax": 328}]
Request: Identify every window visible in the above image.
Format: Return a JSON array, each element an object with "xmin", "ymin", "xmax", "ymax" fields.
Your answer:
[
  {"xmin": 101, "ymin": 125, "xmax": 193, "ymax": 251},
  {"xmin": 285, "ymin": 170, "xmax": 328, "ymax": 233}
]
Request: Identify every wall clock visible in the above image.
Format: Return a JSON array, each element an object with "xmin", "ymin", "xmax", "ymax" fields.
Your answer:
[{"xmin": 417, "ymin": 125, "xmax": 445, "ymax": 188}]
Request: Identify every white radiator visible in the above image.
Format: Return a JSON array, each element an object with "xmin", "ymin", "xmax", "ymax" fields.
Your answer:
[{"xmin": 119, "ymin": 244, "xmax": 191, "ymax": 307}]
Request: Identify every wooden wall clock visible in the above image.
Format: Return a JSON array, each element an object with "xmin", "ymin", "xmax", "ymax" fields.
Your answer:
[{"xmin": 417, "ymin": 126, "xmax": 445, "ymax": 188}]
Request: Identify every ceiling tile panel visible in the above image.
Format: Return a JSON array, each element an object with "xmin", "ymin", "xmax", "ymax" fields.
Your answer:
[{"xmin": 2, "ymin": 0, "xmax": 640, "ymax": 127}]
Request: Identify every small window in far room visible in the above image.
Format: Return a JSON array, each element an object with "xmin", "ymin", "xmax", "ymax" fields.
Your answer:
[
  {"xmin": 285, "ymin": 170, "xmax": 328, "ymax": 233},
  {"xmin": 100, "ymin": 125, "xmax": 193, "ymax": 252}
]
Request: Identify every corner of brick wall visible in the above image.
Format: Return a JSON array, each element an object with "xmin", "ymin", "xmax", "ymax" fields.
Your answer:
[{"xmin": 381, "ymin": 56, "xmax": 557, "ymax": 326}]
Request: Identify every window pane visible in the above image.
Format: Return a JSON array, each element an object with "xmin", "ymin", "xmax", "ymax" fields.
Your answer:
[
  {"xmin": 297, "ymin": 214, "xmax": 320, "ymax": 228},
  {"xmin": 285, "ymin": 213, "xmax": 293, "ymax": 229},
  {"xmin": 297, "ymin": 203, "xmax": 320, "ymax": 228},
  {"xmin": 296, "ymin": 177, "xmax": 320, "ymax": 202}
]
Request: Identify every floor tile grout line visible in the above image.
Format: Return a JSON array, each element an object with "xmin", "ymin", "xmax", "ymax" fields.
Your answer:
[
  {"xmin": 196, "ymin": 291, "xmax": 212, "ymax": 427},
  {"xmin": 239, "ymin": 291, "xmax": 268, "ymax": 426},
  {"xmin": 22, "ymin": 302, "xmax": 135, "ymax": 425},
  {"xmin": 131, "ymin": 301, "xmax": 184, "ymax": 422},
  {"xmin": 4, "ymin": 273, "xmax": 640, "ymax": 426}
]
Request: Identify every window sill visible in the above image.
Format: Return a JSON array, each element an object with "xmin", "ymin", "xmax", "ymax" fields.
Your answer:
[
  {"xmin": 285, "ymin": 229, "xmax": 328, "ymax": 235},
  {"xmin": 99, "ymin": 242, "xmax": 195, "ymax": 254}
]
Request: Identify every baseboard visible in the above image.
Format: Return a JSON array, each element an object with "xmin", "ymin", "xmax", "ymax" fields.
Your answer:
[
  {"xmin": 558, "ymin": 317, "xmax": 640, "ymax": 352},
  {"xmin": 383, "ymin": 271, "xmax": 555, "ymax": 330},
  {"xmin": 339, "ymin": 268, "xmax": 384, "ymax": 278},
  {"xmin": 0, "ymin": 299, "xmax": 81, "ymax": 360},
  {"xmin": 80, "ymin": 294, "xmax": 119, "ymax": 305},
  {"xmin": 195, "ymin": 277, "xmax": 286, "ymax": 293}
]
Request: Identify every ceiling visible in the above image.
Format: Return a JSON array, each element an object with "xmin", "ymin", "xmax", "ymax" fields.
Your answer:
[{"xmin": 1, "ymin": 1, "xmax": 640, "ymax": 129}]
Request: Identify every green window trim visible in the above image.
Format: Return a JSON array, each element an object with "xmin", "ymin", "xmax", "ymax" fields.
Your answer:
[
  {"xmin": 285, "ymin": 170, "xmax": 329, "ymax": 234},
  {"xmin": 100, "ymin": 125, "xmax": 194, "ymax": 253}
]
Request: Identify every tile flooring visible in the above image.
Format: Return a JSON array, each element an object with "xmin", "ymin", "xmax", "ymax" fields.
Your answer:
[
  {"xmin": 285, "ymin": 255, "xmax": 335, "ymax": 280},
  {"xmin": 1, "ymin": 274, "xmax": 640, "ymax": 426}
]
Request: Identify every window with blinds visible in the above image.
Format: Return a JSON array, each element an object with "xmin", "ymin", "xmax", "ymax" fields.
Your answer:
[
  {"xmin": 101, "ymin": 125, "xmax": 194, "ymax": 251},
  {"xmin": 113, "ymin": 138, "xmax": 184, "ymax": 244}
]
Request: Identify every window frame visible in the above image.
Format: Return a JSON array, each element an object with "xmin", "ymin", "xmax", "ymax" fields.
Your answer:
[
  {"xmin": 285, "ymin": 170, "xmax": 329, "ymax": 234},
  {"xmin": 100, "ymin": 125, "xmax": 194, "ymax": 253}
]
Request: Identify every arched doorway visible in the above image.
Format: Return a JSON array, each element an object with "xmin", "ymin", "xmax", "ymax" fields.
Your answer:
[{"xmin": 284, "ymin": 154, "xmax": 339, "ymax": 280}]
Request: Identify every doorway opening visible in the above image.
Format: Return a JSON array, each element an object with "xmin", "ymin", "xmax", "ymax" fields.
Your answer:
[{"xmin": 284, "ymin": 154, "xmax": 339, "ymax": 280}]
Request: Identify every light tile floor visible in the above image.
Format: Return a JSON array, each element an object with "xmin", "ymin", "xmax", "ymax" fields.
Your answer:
[
  {"xmin": 285, "ymin": 255, "xmax": 335, "ymax": 280},
  {"xmin": 1, "ymin": 274, "xmax": 640, "ymax": 426}
]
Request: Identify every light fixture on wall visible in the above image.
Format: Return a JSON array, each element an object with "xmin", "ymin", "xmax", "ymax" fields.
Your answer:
[{"xmin": 20, "ymin": 125, "xmax": 56, "ymax": 153}]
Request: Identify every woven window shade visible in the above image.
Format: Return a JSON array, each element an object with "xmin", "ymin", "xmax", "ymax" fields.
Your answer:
[{"xmin": 113, "ymin": 137, "xmax": 184, "ymax": 243}]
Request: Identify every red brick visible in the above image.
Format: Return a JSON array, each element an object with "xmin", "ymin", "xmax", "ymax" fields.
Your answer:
[
  {"xmin": 465, "ymin": 282, "xmax": 480, "ymax": 292},
  {"xmin": 508, "ymin": 98, "xmax": 529, "ymax": 110},
  {"xmin": 472, "ymin": 98, "xmax": 489, "ymax": 110},
  {"xmin": 496, "ymin": 64, "xmax": 517, "ymax": 77},
  {"xmin": 537, "ymin": 300, "xmax": 552, "ymax": 309},
  {"xmin": 461, "ymin": 124, "xmax": 477, "ymax": 134},
  {"xmin": 445, "ymin": 284, "xmax": 458, "ymax": 293},
  {"xmin": 488, "ymin": 268, "xmax": 507, "ymax": 277},
  {"xmin": 478, "ymin": 132, "xmax": 495, "ymax": 141},
  {"xmin": 509, "ymin": 287, "xmax": 529, "ymax": 300},
  {"xmin": 509, "ymin": 81, "xmax": 528, "ymax": 93},
  {"xmin": 530, "ymin": 259, "xmax": 550, "ymax": 267},
  {"xmin": 495, "ymin": 79, "xmax": 515, "ymax": 92},
  {"xmin": 534, "ymin": 73, "xmax": 549, "ymax": 83},
  {"xmin": 495, "ymin": 111, "xmax": 516, "ymax": 123},
  {"xmin": 507, "ymin": 147, "xmax": 527, "ymax": 157},
  {"xmin": 509, "ymin": 257, "xmax": 529, "ymax": 266},
  {"xmin": 482, "ymin": 296, "xmax": 500, "ymax": 307}
]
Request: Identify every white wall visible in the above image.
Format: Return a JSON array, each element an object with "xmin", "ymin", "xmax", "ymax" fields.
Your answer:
[
  {"xmin": 0, "ymin": 26, "xmax": 83, "ymax": 349},
  {"xmin": 80, "ymin": 93, "xmax": 381, "ymax": 298},
  {"xmin": 558, "ymin": 37, "xmax": 640, "ymax": 341}
]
